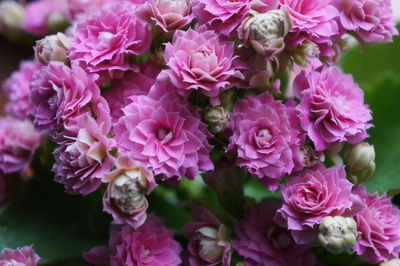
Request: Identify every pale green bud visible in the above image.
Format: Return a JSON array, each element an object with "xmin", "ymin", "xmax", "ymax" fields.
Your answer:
[
  {"xmin": 203, "ymin": 106, "xmax": 230, "ymax": 134},
  {"xmin": 344, "ymin": 142, "xmax": 375, "ymax": 183}
]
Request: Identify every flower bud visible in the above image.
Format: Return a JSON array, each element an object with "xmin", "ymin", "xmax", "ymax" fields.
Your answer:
[
  {"xmin": 35, "ymin": 33, "xmax": 71, "ymax": 65},
  {"xmin": 239, "ymin": 9, "xmax": 292, "ymax": 57},
  {"xmin": 197, "ymin": 226, "xmax": 228, "ymax": 263},
  {"xmin": 0, "ymin": 1, "xmax": 25, "ymax": 31},
  {"xmin": 291, "ymin": 40, "xmax": 320, "ymax": 67},
  {"xmin": 318, "ymin": 216, "xmax": 357, "ymax": 254},
  {"xmin": 344, "ymin": 142, "xmax": 375, "ymax": 183},
  {"xmin": 203, "ymin": 106, "xmax": 230, "ymax": 134},
  {"xmin": 47, "ymin": 11, "xmax": 69, "ymax": 32},
  {"xmin": 380, "ymin": 259, "xmax": 400, "ymax": 266}
]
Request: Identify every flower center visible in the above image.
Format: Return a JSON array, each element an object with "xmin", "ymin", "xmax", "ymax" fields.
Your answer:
[
  {"xmin": 267, "ymin": 226, "xmax": 292, "ymax": 250},
  {"xmin": 255, "ymin": 128, "xmax": 273, "ymax": 148},
  {"xmin": 157, "ymin": 126, "xmax": 171, "ymax": 141},
  {"xmin": 98, "ymin": 31, "xmax": 114, "ymax": 42}
]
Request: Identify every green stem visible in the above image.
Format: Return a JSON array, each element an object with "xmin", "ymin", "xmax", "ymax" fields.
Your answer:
[{"xmin": 37, "ymin": 256, "xmax": 84, "ymax": 266}]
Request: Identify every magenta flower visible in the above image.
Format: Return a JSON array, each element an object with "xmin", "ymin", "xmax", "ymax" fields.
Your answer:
[
  {"xmin": 84, "ymin": 214, "xmax": 182, "ymax": 266},
  {"xmin": 0, "ymin": 117, "xmax": 41, "ymax": 174},
  {"xmin": 293, "ymin": 65, "xmax": 372, "ymax": 151},
  {"xmin": 30, "ymin": 62, "xmax": 105, "ymax": 138},
  {"xmin": 68, "ymin": 0, "xmax": 152, "ymax": 82},
  {"xmin": 52, "ymin": 112, "xmax": 114, "ymax": 195},
  {"xmin": 163, "ymin": 27, "xmax": 243, "ymax": 105},
  {"xmin": 275, "ymin": 164, "xmax": 364, "ymax": 244},
  {"xmin": 184, "ymin": 206, "xmax": 231, "ymax": 266},
  {"xmin": 228, "ymin": 93, "xmax": 303, "ymax": 191},
  {"xmin": 102, "ymin": 154, "xmax": 156, "ymax": 228},
  {"xmin": 137, "ymin": 0, "xmax": 194, "ymax": 32},
  {"xmin": 22, "ymin": 0, "xmax": 69, "ymax": 36},
  {"xmin": 2, "ymin": 60, "xmax": 42, "ymax": 119},
  {"xmin": 334, "ymin": 0, "xmax": 398, "ymax": 43},
  {"xmin": 66, "ymin": 0, "xmax": 105, "ymax": 18},
  {"xmin": 234, "ymin": 199, "xmax": 318, "ymax": 266},
  {"xmin": 0, "ymin": 246, "xmax": 40, "ymax": 266},
  {"xmin": 192, "ymin": 0, "xmax": 251, "ymax": 36},
  {"xmin": 114, "ymin": 79, "xmax": 213, "ymax": 181},
  {"xmin": 352, "ymin": 185, "xmax": 400, "ymax": 263}
]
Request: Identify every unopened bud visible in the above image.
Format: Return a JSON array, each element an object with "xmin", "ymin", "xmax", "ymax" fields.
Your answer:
[
  {"xmin": 380, "ymin": 259, "xmax": 400, "ymax": 266},
  {"xmin": 318, "ymin": 216, "xmax": 357, "ymax": 254},
  {"xmin": 291, "ymin": 40, "xmax": 320, "ymax": 67},
  {"xmin": 344, "ymin": 142, "xmax": 375, "ymax": 184},
  {"xmin": 35, "ymin": 33, "xmax": 70, "ymax": 65},
  {"xmin": 47, "ymin": 11, "xmax": 69, "ymax": 32},
  {"xmin": 239, "ymin": 9, "xmax": 292, "ymax": 57},
  {"xmin": 197, "ymin": 225, "xmax": 229, "ymax": 263},
  {"xmin": 0, "ymin": 1, "xmax": 25, "ymax": 31},
  {"xmin": 203, "ymin": 106, "xmax": 230, "ymax": 134}
]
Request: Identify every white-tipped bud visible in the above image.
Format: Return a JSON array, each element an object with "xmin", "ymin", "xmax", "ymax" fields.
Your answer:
[
  {"xmin": 239, "ymin": 9, "xmax": 292, "ymax": 56},
  {"xmin": 380, "ymin": 259, "xmax": 400, "ymax": 266},
  {"xmin": 344, "ymin": 142, "xmax": 375, "ymax": 184},
  {"xmin": 203, "ymin": 106, "xmax": 230, "ymax": 134},
  {"xmin": 35, "ymin": 33, "xmax": 71, "ymax": 65},
  {"xmin": 0, "ymin": 1, "xmax": 25, "ymax": 31},
  {"xmin": 291, "ymin": 40, "xmax": 320, "ymax": 67},
  {"xmin": 318, "ymin": 216, "xmax": 357, "ymax": 254}
]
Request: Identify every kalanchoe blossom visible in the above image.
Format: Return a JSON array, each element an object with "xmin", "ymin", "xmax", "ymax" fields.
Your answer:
[
  {"xmin": 228, "ymin": 93, "xmax": 303, "ymax": 191},
  {"xmin": 35, "ymin": 32, "xmax": 71, "ymax": 65},
  {"xmin": 352, "ymin": 185, "xmax": 400, "ymax": 264},
  {"xmin": 114, "ymin": 79, "xmax": 213, "ymax": 180},
  {"xmin": 2, "ymin": 60, "xmax": 42, "ymax": 119},
  {"xmin": 68, "ymin": 0, "xmax": 152, "ymax": 82},
  {"xmin": 102, "ymin": 154, "xmax": 156, "ymax": 228},
  {"xmin": 84, "ymin": 214, "xmax": 182, "ymax": 266},
  {"xmin": 184, "ymin": 206, "xmax": 231, "ymax": 266},
  {"xmin": 52, "ymin": 113, "xmax": 114, "ymax": 195},
  {"xmin": 163, "ymin": 26, "xmax": 244, "ymax": 105},
  {"xmin": 333, "ymin": 0, "xmax": 398, "ymax": 43},
  {"xmin": 0, "ymin": 117, "xmax": 41, "ymax": 174},
  {"xmin": 234, "ymin": 199, "xmax": 318, "ymax": 266},
  {"xmin": 192, "ymin": 0, "xmax": 251, "ymax": 36},
  {"xmin": 293, "ymin": 65, "xmax": 372, "ymax": 151},
  {"xmin": 66, "ymin": 0, "xmax": 105, "ymax": 19},
  {"xmin": 0, "ymin": 246, "xmax": 40, "ymax": 266},
  {"xmin": 137, "ymin": 0, "xmax": 194, "ymax": 32},
  {"xmin": 275, "ymin": 164, "xmax": 364, "ymax": 244}
]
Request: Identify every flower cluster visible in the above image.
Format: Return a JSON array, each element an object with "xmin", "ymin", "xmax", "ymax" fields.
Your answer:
[{"xmin": 0, "ymin": 0, "xmax": 398, "ymax": 264}]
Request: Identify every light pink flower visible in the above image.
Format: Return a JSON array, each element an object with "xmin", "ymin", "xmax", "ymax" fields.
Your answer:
[
  {"xmin": 353, "ymin": 185, "xmax": 400, "ymax": 263},
  {"xmin": 228, "ymin": 93, "xmax": 303, "ymax": 191},
  {"xmin": 183, "ymin": 206, "xmax": 231, "ymax": 266},
  {"xmin": 102, "ymin": 155, "xmax": 156, "ymax": 228},
  {"xmin": 137, "ymin": 0, "xmax": 194, "ymax": 32},
  {"xmin": 22, "ymin": 0, "xmax": 69, "ymax": 36},
  {"xmin": 30, "ymin": 62, "xmax": 106, "ymax": 138},
  {"xmin": 192, "ymin": 0, "xmax": 251, "ymax": 36},
  {"xmin": 293, "ymin": 65, "xmax": 372, "ymax": 151},
  {"xmin": 84, "ymin": 214, "xmax": 182, "ymax": 266},
  {"xmin": 163, "ymin": 27, "xmax": 243, "ymax": 105},
  {"xmin": 334, "ymin": 0, "xmax": 398, "ymax": 43},
  {"xmin": 66, "ymin": 0, "xmax": 105, "ymax": 18},
  {"xmin": 234, "ymin": 199, "xmax": 318, "ymax": 266},
  {"xmin": 114, "ymin": 79, "xmax": 213, "ymax": 181},
  {"xmin": 52, "ymin": 113, "xmax": 114, "ymax": 195},
  {"xmin": 275, "ymin": 164, "xmax": 364, "ymax": 244},
  {"xmin": 2, "ymin": 60, "xmax": 42, "ymax": 119},
  {"xmin": 68, "ymin": 0, "xmax": 152, "ymax": 82},
  {"xmin": 0, "ymin": 246, "xmax": 40, "ymax": 266},
  {"xmin": 0, "ymin": 117, "xmax": 41, "ymax": 174}
]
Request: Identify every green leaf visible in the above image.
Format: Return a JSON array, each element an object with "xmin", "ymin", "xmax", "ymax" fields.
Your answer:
[{"xmin": 341, "ymin": 25, "xmax": 400, "ymax": 193}]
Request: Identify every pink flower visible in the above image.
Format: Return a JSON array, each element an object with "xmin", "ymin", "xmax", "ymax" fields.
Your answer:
[
  {"xmin": 234, "ymin": 199, "xmax": 318, "ymax": 266},
  {"xmin": 22, "ymin": 0, "xmax": 69, "ymax": 36},
  {"xmin": 52, "ymin": 113, "xmax": 114, "ymax": 195},
  {"xmin": 334, "ymin": 0, "xmax": 398, "ymax": 43},
  {"xmin": 114, "ymin": 79, "xmax": 213, "ymax": 181},
  {"xmin": 30, "ymin": 62, "xmax": 105, "ymax": 138},
  {"xmin": 280, "ymin": 0, "xmax": 339, "ymax": 46},
  {"xmin": 102, "ymin": 154, "xmax": 156, "ymax": 228},
  {"xmin": 66, "ymin": 0, "xmax": 105, "ymax": 18},
  {"xmin": 192, "ymin": 0, "xmax": 251, "ymax": 36},
  {"xmin": 2, "ymin": 60, "xmax": 42, "ymax": 119},
  {"xmin": 293, "ymin": 65, "xmax": 372, "ymax": 151},
  {"xmin": 0, "ymin": 117, "xmax": 41, "ymax": 174},
  {"xmin": 137, "ymin": 0, "xmax": 194, "ymax": 32},
  {"xmin": 68, "ymin": 0, "xmax": 152, "ymax": 82},
  {"xmin": 163, "ymin": 27, "xmax": 243, "ymax": 105},
  {"xmin": 103, "ymin": 61, "xmax": 161, "ymax": 124},
  {"xmin": 228, "ymin": 93, "xmax": 303, "ymax": 191},
  {"xmin": 183, "ymin": 206, "xmax": 231, "ymax": 266},
  {"xmin": 275, "ymin": 164, "xmax": 364, "ymax": 244},
  {"xmin": 0, "ymin": 246, "xmax": 40, "ymax": 266},
  {"xmin": 84, "ymin": 214, "xmax": 182, "ymax": 266},
  {"xmin": 352, "ymin": 185, "xmax": 400, "ymax": 263}
]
